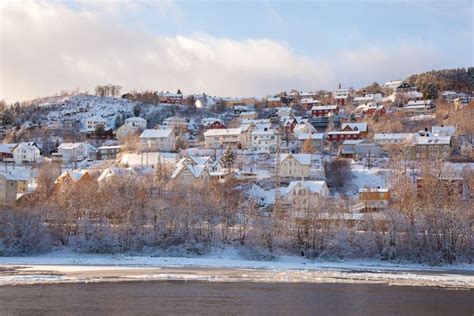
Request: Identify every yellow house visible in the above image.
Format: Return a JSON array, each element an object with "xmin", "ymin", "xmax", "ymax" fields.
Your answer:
[{"xmin": 359, "ymin": 187, "xmax": 391, "ymax": 212}]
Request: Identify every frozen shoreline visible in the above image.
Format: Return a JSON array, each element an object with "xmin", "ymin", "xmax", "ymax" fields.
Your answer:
[
  {"xmin": 0, "ymin": 248, "xmax": 473, "ymax": 273},
  {"xmin": 0, "ymin": 248, "xmax": 473, "ymax": 288}
]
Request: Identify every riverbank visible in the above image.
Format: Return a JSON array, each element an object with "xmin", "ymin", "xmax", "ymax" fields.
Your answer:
[{"xmin": 0, "ymin": 248, "xmax": 473, "ymax": 288}]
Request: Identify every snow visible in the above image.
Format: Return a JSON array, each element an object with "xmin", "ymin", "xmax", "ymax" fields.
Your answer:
[
  {"xmin": 139, "ymin": 129, "xmax": 173, "ymax": 138},
  {"xmin": 349, "ymin": 163, "xmax": 389, "ymax": 195},
  {"xmin": 0, "ymin": 249, "xmax": 472, "ymax": 288}
]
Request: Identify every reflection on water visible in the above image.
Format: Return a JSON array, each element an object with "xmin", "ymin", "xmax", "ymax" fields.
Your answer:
[{"xmin": 0, "ymin": 281, "xmax": 473, "ymax": 315}]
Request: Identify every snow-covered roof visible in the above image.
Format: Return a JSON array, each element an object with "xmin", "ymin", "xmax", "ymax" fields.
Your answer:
[
  {"xmin": 328, "ymin": 130, "xmax": 361, "ymax": 135},
  {"xmin": 287, "ymin": 180, "xmax": 327, "ymax": 195},
  {"xmin": 0, "ymin": 144, "xmax": 12, "ymax": 154},
  {"xmin": 204, "ymin": 128, "xmax": 242, "ymax": 137},
  {"xmin": 267, "ymin": 96, "xmax": 281, "ymax": 102},
  {"xmin": 280, "ymin": 153, "xmax": 311, "ymax": 165},
  {"xmin": 343, "ymin": 139, "xmax": 364, "ymax": 145},
  {"xmin": 139, "ymin": 129, "xmax": 173, "ymax": 138},
  {"xmin": 342, "ymin": 123, "xmax": 368, "ymax": 132},
  {"xmin": 55, "ymin": 169, "xmax": 90, "ymax": 184},
  {"xmin": 171, "ymin": 156, "xmax": 209, "ymax": 179},
  {"xmin": 298, "ymin": 133, "xmax": 324, "ymax": 140},
  {"xmin": 432, "ymin": 125, "xmax": 456, "ymax": 136},
  {"xmin": 311, "ymin": 105, "xmax": 338, "ymax": 110},
  {"xmin": 125, "ymin": 117, "xmax": 146, "ymax": 123},
  {"xmin": 413, "ymin": 135, "xmax": 451, "ymax": 145},
  {"xmin": 300, "ymin": 98, "xmax": 320, "ymax": 104},
  {"xmin": 252, "ymin": 129, "xmax": 275, "ymax": 136},
  {"xmin": 374, "ymin": 133, "xmax": 413, "ymax": 141}
]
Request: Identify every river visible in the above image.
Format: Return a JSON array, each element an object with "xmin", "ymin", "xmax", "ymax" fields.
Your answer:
[{"xmin": 0, "ymin": 281, "xmax": 472, "ymax": 315}]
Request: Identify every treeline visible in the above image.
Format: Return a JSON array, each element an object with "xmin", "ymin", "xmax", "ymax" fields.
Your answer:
[
  {"xmin": 406, "ymin": 67, "xmax": 474, "ymax": 93},
  {"xmin": 0, "ymin": 161, "xmax": 472, "ymax": 265}
]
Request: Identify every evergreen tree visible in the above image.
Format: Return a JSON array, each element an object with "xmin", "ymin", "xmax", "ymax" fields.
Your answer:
[
  {"xmin": 220, "ymin": 147, "xmax": 235, "ymax": 170},
  {"xmin": 133, "ymin": 104, "xmax": 141, "ymax": 117}
]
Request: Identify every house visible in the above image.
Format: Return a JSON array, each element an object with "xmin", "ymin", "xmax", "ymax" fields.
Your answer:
[
  {"xmin": 311, "ymin": 105, "xmax": 339, "ymax": 117},
  {"xmin": 171, "ymin": 156, "xmax": 212, "ymax": 185},
  {"xmin": 279, "ymin": 153, "xmax": 312, "ymax": 179},
  {"xmin": 124, "ymin": 117, "xmax": 147, "ymax": 130},
  {"xmin": 353, "ymin": 94, "xmax": 382, "ymax": 106},
  {"xmin": 383, "ymin": 80, "xmax": 403, "ymax": 90},
  {"xmin": 292, "ymin": 122, "xmax": 317, "ymax": 138},
  {"xmin": 240, "ymin": 111, "xmax": 257, "ymax": 120},
  {"xmin": 401, "ymin": 100, "xmax": 435, "ymax": 114},
  {"xmin": 233, "ymin": 104, "xmax": 253, "ymax": 114},
  {"xmin": 298, "ymin": 133, "xmax": 325, "ymax": 151},
  {"xmin": 139, "ymin": 129, "xmax": 175, "ymax": 152},
  {"xmin": 159, "ymin": 92, "xmax": 183, "ymax": 104},
  {"xmin": 276, "ymin": 106, "xmax": 293, "ymax": 119},
  {"xmin": 266, "ymin": 96, "xmax": 282, "ymax": 107},
  {"xmin": 409, "ymin": 134, "xmax": 452, "ymax": 160},
  {"xmin": 85, "ymin": 116, "xmax": 107, "ymax": 133},
  {"xmin": 12, "ymin": 142, "xmax": 41, "ymax": 164},
  {"xmin": 300, "ymin": 98, "xmax": 321, "ymax": 110},
  {"xmin": 116, "ymin": 123, "xmax": 140, "ymax": 140},
  {"xmin": 327, "ymin": 130, "xmax": 361, "ymax": 142},
  {"xmin": 204, "ymin": 128, "xmax": 244, "ymax": 149},
  {"xmin": 334, "ymin": 87, "xmax": 349, "ymax": 106},
  {"xmin": 341, "ymin": 139, "xmax": 381, "ymax": 159},
  {"xmin": 353, "ymin": 103, "xmax": 386, "ymax": 117},
  {"xmin": 284, "ymin": 180, "xmax": 329, "ymax": 204},
  {"xmin": 251, "ymin": 128, "xmax": 280, "ymax": 153},
  {"xmin": 359, "ymin": 187, "xmax": 391, "ymax": 212},
  {"xmin": 54, "ymin": 170, "xmax": 94, "ymax": 190},
  {"xmin": 374, "ymin": 133, "xmax": 414, "ymax": 145},
  {"xmin": 432, "ymin": 125, "xmax": 456, "ymax": 137},
  {"xmin": 163, "ymin": 116, "xmax": 187, "ymax": 132},
  {"xmin": 341, "ymin": 123, "xmax": 368, "ymax": 137},
  {"xmin": 0, "ymin": 144, "xmax": 13, "ymax": 162},
  {"xmin": 97, "ymin": 145, "xmax": 121, "ymax": 160},
  {"xmin": 57, "ymin": 142, "xmax": 97, "ymax": 162},
  {"xmin": 201, "ymin": 118, "xmax": 226, "ymax": 130},
  {"xmin": 0, "ymin": 174, "xmax": 18, "ymax": 205}
]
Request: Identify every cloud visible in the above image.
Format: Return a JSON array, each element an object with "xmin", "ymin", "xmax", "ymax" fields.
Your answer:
[{"xmin": 0, "ymin": 1, "xmax": 444, "ymax": 102}]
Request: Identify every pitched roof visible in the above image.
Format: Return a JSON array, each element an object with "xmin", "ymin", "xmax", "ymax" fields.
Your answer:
[
  {"xmin": 280, "ymin": 153, "xmax": 311, "ymax": 165},
  {"xmin": 286, "ymin": 180, "xmax": 328, "ymax": 195},
  {"xmin": 204, "ymin": 128, "xmax": 242, "ymax": 137},
  {"xmin": 139, "ymin": 129, "xmax": 173, "ymax": 138},
  {"xmin": 342, "ymin": 123, "xmax": 368, "ymax": 132}
]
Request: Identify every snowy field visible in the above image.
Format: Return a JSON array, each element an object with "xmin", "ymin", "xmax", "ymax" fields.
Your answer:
[{"xmin": 0, "ymin": 249, "xmax": 472, "ymax": 288}]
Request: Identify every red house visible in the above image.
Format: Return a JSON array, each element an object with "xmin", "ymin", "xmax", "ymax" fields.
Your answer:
[
  {"xmin": 311, "ymin": 105, "xmax": 339, "ymax": 117},
  {"xmin": 207, "ymin": 121, "xmax": 226, "ymax": 129},
  {"xmin": 327, "ymin": 131, "xmax": 361, "ymax": 142}
]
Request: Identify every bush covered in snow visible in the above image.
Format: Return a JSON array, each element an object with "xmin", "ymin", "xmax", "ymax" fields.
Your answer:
[{"xmin": 0, "ymin": 209, "xmax": 51, "ymax": 256}]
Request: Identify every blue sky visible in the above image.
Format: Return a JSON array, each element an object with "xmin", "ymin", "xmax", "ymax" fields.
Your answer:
[
  {"xmin": 118, "ymin": 1, "xmax": 473, "ymax": 64},
  {"xmin": 1, "ymin": 0, "xmax": 473, "ymax": 101}
]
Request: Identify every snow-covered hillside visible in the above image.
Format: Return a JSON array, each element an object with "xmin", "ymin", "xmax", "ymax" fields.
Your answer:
[{"xmin": 39, "ymin": 94, "xmax": 140, "ymax": 131}]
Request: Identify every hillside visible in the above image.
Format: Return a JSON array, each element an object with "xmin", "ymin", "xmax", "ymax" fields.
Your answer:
[{"xmin": 406, "ymin": 67, "xmax": 474, "ymax": 93}]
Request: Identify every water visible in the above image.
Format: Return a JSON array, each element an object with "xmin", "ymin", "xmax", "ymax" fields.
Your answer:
[{"xmin": 0, "ymin": 281, "xmax": 472, "ymax": 315}]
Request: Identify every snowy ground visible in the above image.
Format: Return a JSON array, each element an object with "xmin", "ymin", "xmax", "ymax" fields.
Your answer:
[{"xmin": 0, "ymin": 249, "xmax": 472, "ymax": 288}]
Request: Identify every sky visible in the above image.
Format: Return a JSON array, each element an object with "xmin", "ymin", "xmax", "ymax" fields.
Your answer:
[{"xmin": 0, "ymin": 0, "xmax": 473, "ymax": 103}]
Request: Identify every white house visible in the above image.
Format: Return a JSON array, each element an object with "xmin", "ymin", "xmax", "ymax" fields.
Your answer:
[
  {"xmin": 124, "ymin": 117, "xmax": 147, "ymax": 130},
  {"xmin": 251, "ymin": 128, "xmax": 280, "ymax": 153},
  {"xmin": 279, "ymin": 153, "xmax": 312, "ymax": 179},
  {"xmin": 85, "ymin": 116, "xmax": 107, "ymax": 133},
  {"xmin": 57, "ymin": 142, "xmax": 97, "ymax": 162},
  {"xmin": 163, "ymin": 116, "xmax": 187, "ymax": 132},
  {"xmin": 12, "ymin": 142, "xmax": 41, "ymax": 164},
  {"xmin": 374, "ymin": 133, "xmax": 414, "ymax": 145},
  {"xmin": 204, "ymin": 128, "xmax": 244, "ymax": 149},
  {"xmin": 298, "ymin": 133, "xmax": 325, "ymax": 151},
  {"xmin": 116, "ymin": 123, "xmax": 140, "ymax": 140},
  {"xmin": 284, "ymin": 180, "xmax": 329, "ymax": 203},
  {"xmin": 139, "ymin": 129, "xmax": 175, "ymax": 152}
]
